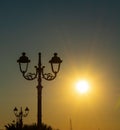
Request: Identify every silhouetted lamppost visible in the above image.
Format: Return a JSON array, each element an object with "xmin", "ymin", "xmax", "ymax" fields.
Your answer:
[
  {"xmin": 13, "ymin": 107, "xmax": 29, "ymax": 129},
  {"xmin": 17, "ymin": 52, "xmax": 62, "ymax": 130}
]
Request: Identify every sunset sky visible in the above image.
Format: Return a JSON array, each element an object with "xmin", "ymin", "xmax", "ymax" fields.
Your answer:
[{"xmin": 0, "ymin": 1, "xmax": 120, "ymax": 130}]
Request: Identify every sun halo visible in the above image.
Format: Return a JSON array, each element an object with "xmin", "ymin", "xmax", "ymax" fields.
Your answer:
[{"xmin": 75, "ymin": 80, "xmax": 90, "ymax": 94}]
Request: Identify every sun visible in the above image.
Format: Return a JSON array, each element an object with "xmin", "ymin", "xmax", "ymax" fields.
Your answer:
[{"xmin": 75, "ymin": 80, "xmax": 90, "ymax": 94}]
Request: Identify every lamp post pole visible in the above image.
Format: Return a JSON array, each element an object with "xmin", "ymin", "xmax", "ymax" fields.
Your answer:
[
  {"xmin": 37, "ymin": 53, "xmax": 42, "ymax": 130},
  {"xmin": 17, "ymin": 52, "xmax": 62, "ymax": 130}
]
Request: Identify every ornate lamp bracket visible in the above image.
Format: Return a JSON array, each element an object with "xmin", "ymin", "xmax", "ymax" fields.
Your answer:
[
  {"xmin": 41, "ymin": 66, "xmax": 57, "ymax": 81},
  {"xmin": 22, "ymin": 66, "xmax": 38, "ymax": 80}
]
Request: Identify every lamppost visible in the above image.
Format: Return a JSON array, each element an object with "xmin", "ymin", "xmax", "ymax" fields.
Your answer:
[
  {"xmin": 17, "ymin": 52, "xmax": 62, "ymax": 130},
  {"xmin": 13, "ymin": 107, "xmax": 29, "ymax": 129}
]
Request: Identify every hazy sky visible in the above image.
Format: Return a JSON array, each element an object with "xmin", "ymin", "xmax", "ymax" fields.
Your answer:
[{"xmin": 0, "ymin": 1, "xmax": 120, "ymax": 130}]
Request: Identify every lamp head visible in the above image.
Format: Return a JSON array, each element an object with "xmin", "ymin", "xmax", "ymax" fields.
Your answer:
[
  {"xmin": 25, "ymin": 107, "xmax": 29, "ymax": 112},
  {"xmin": 49, "ymin": 53, "xmax": 62, "ymax": 73},
  {"xmin": 14, "ymin": 107, "xmax": 18, "ymax": 112},
  {"xmin": 49, "ymin": 53, "xmax": 62, "ymax": 64},
  {"xmin": 17, "ymin": 52, "xmax": 30, "ymax": 63},
  {"xmin": 13, "ymin": 107, "xmax": 18, "ymax": 116},
  {"xmin": 17, "ymin": 52, "xmax": 30, "ymax": 73}
]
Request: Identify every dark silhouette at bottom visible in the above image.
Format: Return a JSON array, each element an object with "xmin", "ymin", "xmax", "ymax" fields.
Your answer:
[{"xmin": 5, "ymin": 123, "xmax": 59, "ymax": 130}]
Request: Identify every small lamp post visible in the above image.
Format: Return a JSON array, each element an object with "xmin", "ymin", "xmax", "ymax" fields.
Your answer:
[
  {"xmin": 17, "ymin": 52, "xmax": 62, "ymax": 130},
  {"xmin": 13, "ymin": 107, "xmax": 29, "ymax": 129}
]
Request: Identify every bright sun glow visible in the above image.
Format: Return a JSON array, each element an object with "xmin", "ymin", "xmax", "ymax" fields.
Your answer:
[{"xmin": 75, "ymin": 80, "xmax": 90, "ymax": 94}]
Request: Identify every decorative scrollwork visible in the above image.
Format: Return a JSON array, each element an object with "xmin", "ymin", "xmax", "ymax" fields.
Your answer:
[
  {"xmin": 42, "ymin": 73, "xmax": 56, "ymax": 81},
  {"xmin": 23, "ymin": 72, "xmax": 37, "ymax": 80}
]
